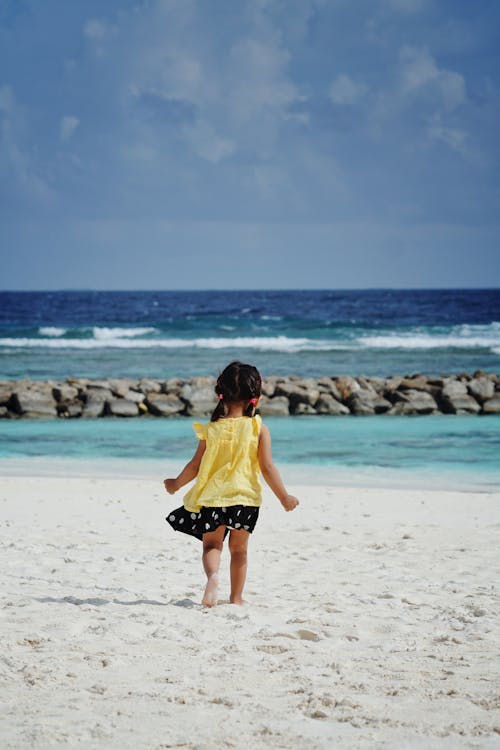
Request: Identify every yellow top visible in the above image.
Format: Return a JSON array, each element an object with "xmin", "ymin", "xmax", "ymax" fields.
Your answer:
[{"xmin": 183, "ymin": 415, "xmax": 263, "ymax": 513}]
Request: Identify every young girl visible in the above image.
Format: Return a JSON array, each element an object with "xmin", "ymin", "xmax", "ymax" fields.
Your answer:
[{"xmin": 164, "ymin": 361, "xmax": 299, "ymax": 607}]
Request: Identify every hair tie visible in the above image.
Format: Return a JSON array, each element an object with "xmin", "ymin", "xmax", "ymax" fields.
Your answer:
[
  {"xmin": 218, "ymin": 393, "xmax": 224, "ymax": 400},
  {"xmin": 249, "ymin": 397, "xmax": 258, "ymax": 405}
]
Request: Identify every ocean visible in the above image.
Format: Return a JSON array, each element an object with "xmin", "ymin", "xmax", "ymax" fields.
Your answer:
[
  {"xmin": 0, "ymin": 289, "xmax": 499, "ymax": 487},
  {"xmin": 1, "ymin": 289, "xmax": 499, "ymax": 380}
]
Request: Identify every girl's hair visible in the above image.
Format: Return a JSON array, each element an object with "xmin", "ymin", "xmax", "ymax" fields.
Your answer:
[{"xmin": 211, "ymin": 361, "xmax": 262, "ymax": 422}]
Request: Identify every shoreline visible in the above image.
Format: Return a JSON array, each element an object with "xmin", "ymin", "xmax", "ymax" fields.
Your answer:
[
  {"xmin": 1, "ymin": 371, "xmax": 499, "ymax": 419},
  {"xmin": 1, "ymin": 455, "xmax": 498, "ymax": 493}
]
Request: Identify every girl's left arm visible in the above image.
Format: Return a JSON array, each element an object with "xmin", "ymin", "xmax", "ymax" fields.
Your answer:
[{"xmin": 164, "ymin": 440, "xmax": 206, "ymax": 494}]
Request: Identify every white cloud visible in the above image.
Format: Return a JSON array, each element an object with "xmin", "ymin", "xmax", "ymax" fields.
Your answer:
[
  {"xmin": 184, "ymin": 121, "xmax": 235, "ymax": 163},
  {"xmin": 83, "ymin": 19, "xmax": 108, "ymax": 40},
  {"xmin": 120, "ymin": 142, "xmax": 158, "ymax": 163},
  {"xmin": 400, "ymin": 46, "xmax": 466, "ymax": 111},
  {"xmin": 427, "ymin": 117, "xmax": 468, "ymax": 154},
  {"xmin": 60, "ymin": 115, "xmax": 79, "ymax": 142},
  {"xmin": 329, "ymin": 74, "xmax": 367, "ymax": 105},
  {"xmin": 119, "ymin": 3, "xmax": 303, "ymax": 166},
  {"xmin": 0, "ymin": 84, "xmax": 15, "ymax": 113},
  {"xmin": 0, "ymin": 87, "xmax": 55, "ymax": 205},
  {"xmin": 227, "ymin": 37, "xmax": 299, "ymax": 122}
]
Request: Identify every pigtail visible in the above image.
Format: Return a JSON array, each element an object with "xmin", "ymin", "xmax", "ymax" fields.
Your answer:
[
  {"xmin": 210, "ymin": 390, "xmax": 225, "ymax": 422},
  {"xmin": 244, "ymin": 402, "xmax": 254, "ymax": 418},
  {"xmin": 244, "ymin": 396, "xmax": 259, "ymax": 417}
]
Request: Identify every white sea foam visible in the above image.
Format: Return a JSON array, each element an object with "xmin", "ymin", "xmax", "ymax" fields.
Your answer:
[
  {"xmin": 38, "ymin": 327, "xmax": 66, "ymax": 337},
  {"xmin": 359, "ymin": 323, "xmax": 500, "ymax": 350},
  {"xmin": 92, "ymin": 326, "xmax": 156, "ymax": 339},
  {"xmin": 3, "ymin": 322, "xmax": 500, "ymax": 353},
  {"xmin": 359, "ymin": 335, "xmax": 500, "ymax": 349},
  {"xmin": 0, "ymin": 335, "xmax": 348, "ymax": 352}
]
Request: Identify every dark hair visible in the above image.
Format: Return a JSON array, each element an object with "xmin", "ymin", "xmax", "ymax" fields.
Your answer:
[{"xmin": 211, "ymin": 361, "xmax": 262, "ymax": 422}]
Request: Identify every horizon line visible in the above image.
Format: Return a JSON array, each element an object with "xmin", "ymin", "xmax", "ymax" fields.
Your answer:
[{"xmin": 1, "ymin": 286, "xmax": 499, "ymax": 293}]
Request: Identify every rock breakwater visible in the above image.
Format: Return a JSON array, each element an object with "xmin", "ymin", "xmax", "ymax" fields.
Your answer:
[{"xmin": 1, "ymin": 372, "xmax": 499, "ymax": 419}]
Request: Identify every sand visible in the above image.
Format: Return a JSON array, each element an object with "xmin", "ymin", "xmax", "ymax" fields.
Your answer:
[{"xmin": 1, "ymin": 463, "xmax": 499, "ymax": 749}]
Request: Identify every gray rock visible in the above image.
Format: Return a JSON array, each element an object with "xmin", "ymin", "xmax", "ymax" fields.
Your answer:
[
  {"xmin": 162, "ymin": 378, "xmax": 184, "ymax": 396},
  {"xmin": 137, "ymin": 378, "xmax": 162, "ymax": 394},
  {"xmin": 315, "ymin": 394, "xmax": 350, "ymax": 415},
  {"xmin": 482, "ymin": 396, "xmax": 500, "ymax": 414},
  {"xmin": 388, "ymin": 389, "xmax": 439, "ymax": 415},
  {"xmin": 52, "ymin": 384, "xmax": 79, "ymax": 402},
  {"xmin": 122, "ymin": 389, "xmax": 145, "ymax": 404},
  {"xmin": 67, "ymin": 378, "xmax": 89, "ymax": 391},
  {"xmin": 183, "ymin": 376, "xmax": 215, "ymax": 389},
  {"xmin": 441, "ymin": 379, "xmax": 468, "ymax": 398},
  {"xmin": 108, "ymin": 378, "xmax": 137, "ymax": 397},
  {"xmin": 87, "ymin": 379, "xmax": 112, "ymax": 390},
  {"xmin": 275, "ymin": 381, "xmax": 319, "ymax": 407},
  {"xmin": 81, "ymin": 393, "xmax": 108, "ymax": 418},
  {"xmin": 334, "ymin": 376, "xmax": 361, "ymax": 402},
  {"xmin": 82, "ymin": 403, "xmax": 105, "ymax": 418},
  {"xmin": 370, "ymin": 395, "xmax": 394, "ymax": 414},
  {"xmin": 293, "ymin": 402, "xmax": 317, "ymax": 415},
  {"xmin": 383, "ymin": 376, "xmax": 403, "ymax": 393},
  {"xmin": 0, "ymin": 406, "xmax": 10, "ymax": 418},
  {"xmin": 348, "ymin": 396, "xmax": 375, "ymax": 415},
  {"xmin": 364, "ymin": 377, "xmax": 387, "ymax": 394},
  {"xmin": 107, "ymin": 399, "xmax": 140, "ymax": 417},
  {"xmin": 427, "ymin": 377, "xmax": 446, "ymax": 388},
  {"xmin": 261, "ymin": 377, "xmax": 280, "ymax": 398},
  {"xmin": 64, "ymin": 401, "xmax": 84, "ymax": 418},
  {"xmin": 85, "ymin": 388, "xmax": 113, "ymax": 402},
  {"xmin": 258, "ymin": 396, "xmax": 290, "ymax": 416},
  {"xmin": 356, "ymin": 376, "xmax": 378, "ymax": 394},
  {"xmin": 9, "ymin": 386, "xmax": 58, "ymax": 418},
  {"xmin": 441, "ymin": 393, "xmax": 481, "ymax": 414},
  {"xmin": 397, "ymin": 376, "xmax": 431, "ymax": 392},
  {"xmin": 316, "ymin": 377, "xmax": 343, "ymax": 401},
  {"xmin": 180, "ymin": 380, "xmax": 216, "ymax": 416},
  {"xmin": 146, "ymin": 393, "xmax": 185, "ymax": 417},
  {"xmin": 0, "ymin": 384, "xmax": 13, "ymax": 405},
  {"xmin": 467, "ymin": 377, "xmax": 495, "ymax": 403},
  {"xmin": 348, "ymin": 388, "xmax": 392, "ymax": 415}
]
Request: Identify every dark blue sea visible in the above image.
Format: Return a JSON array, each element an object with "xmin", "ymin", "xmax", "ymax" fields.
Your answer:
[
  {"xmin": 1, "ymin": 289, "xmax": 499, "ymax": 380},
  {"xmin": 1, "ymin": 289, "xmax": 499, "ymax": 485}
]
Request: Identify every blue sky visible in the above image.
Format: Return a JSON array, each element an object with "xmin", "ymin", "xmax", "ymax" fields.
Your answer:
[{"xmin": 0, "ymin": 0, "xmax": 499, "ymax": 289}]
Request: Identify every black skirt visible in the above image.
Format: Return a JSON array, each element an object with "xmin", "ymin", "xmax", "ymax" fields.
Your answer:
[{"xmin": 166, "ymin": 504, "xmax": 260, "ymax": 541}]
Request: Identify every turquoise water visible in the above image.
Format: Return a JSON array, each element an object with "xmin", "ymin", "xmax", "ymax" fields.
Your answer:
[{"xmin": 1, "ymin": 416, "xmax": 499, "ymax": 489}]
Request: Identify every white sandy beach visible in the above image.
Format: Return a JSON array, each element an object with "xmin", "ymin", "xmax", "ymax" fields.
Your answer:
[{"xmin": 1, "ymin": 464, "xmax": 499, "ymax": 749}]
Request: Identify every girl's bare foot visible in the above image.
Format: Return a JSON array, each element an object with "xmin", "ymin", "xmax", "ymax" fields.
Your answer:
[
  {"xmin": 229, "ymin": 596, "xmax": 247, "ymax": 606},
  {"xmin": 202, "ymin": 573, "xmax": 219, "ymax": 607}
]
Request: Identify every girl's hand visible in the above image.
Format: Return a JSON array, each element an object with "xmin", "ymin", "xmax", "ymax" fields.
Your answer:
[
  {"xmin": 281, "ymin": 494, "xmax": 299, "ymax": 512},
  {"xmin": 164, "ymin": 478, "xmax": 177, "ymax": 495}
]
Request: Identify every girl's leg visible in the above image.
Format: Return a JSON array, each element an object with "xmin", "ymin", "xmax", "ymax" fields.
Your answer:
[
  {"xmin": 228, "ymin": 529, "xmax": 250, "ymax": 605},
  {"xmin": 201, "ymin": 525, "xmax": 226, "ymax": 607}
]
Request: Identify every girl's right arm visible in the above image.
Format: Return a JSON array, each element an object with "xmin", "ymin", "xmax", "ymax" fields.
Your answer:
[
  {"xmin": 258, "ymin": 424, "xmax": 299, "ymax": 512},
  {"xmin": 164, "ymin": 440, "xmax": 206, "ymax": 494}
]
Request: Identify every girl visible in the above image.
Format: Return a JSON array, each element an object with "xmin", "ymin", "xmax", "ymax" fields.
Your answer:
[{"xmin": 164, "ymin": 361, "xmax": 299, "ymax": 607}]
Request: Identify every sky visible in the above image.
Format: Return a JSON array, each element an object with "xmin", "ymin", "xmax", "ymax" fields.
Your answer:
[{"xmin": 0, "ymin": 0, "xmax": 499, "ymax": 289}]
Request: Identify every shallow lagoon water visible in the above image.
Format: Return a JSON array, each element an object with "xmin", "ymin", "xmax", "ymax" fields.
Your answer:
[{"xmin": 1, "ymin": 415, "xmax": 499, "ymax": 490}]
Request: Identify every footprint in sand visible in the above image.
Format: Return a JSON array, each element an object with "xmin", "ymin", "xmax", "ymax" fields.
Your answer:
[
  {"xmin": 256, "ymin": 644, "xmax": 289, "ymax": 654},
  {"xmin": 271, "ymin": 629, "xmax": 321, "ymax": 642}
]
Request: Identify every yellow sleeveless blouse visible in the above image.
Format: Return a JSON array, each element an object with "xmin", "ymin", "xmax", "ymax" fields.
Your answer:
[{"xmin": 183, "ymin": 415, "xmax": 263, "ymax": 513}]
